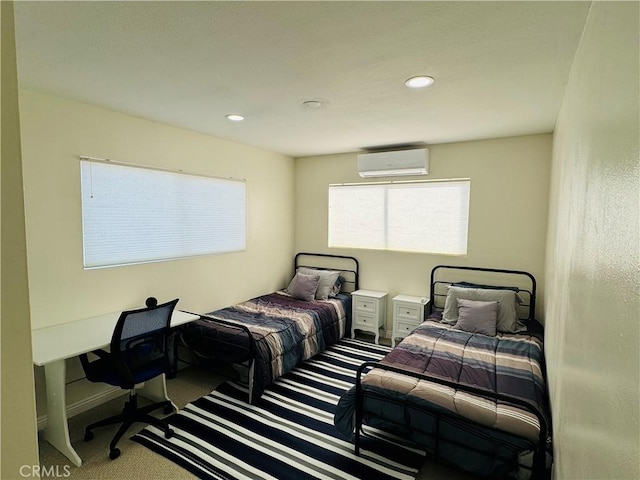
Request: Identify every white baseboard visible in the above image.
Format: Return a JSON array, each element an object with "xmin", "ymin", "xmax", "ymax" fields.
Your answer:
[{"xmin": 37, "ymin": 386, "xmax": 126, "ymax": 431}]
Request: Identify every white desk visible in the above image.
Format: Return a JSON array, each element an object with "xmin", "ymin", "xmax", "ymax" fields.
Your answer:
[{"xmin": 32, "ymin": 309, "xmax": 199, "ymax": 467}]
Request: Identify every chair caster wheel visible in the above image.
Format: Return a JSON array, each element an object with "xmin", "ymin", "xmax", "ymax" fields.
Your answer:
[
  {"xmin": 163, "ymin": 404, "xmax": 173, "ymax": 415},
  {"xmin": 84, "ymin": 431, "xmax": 94, "ymax": 442},
  {"xmin": 109, "ymin": 448, "xmax": 121, "ymax": 460},
  {"xmin": 165, "ymin": 428, "xmax": 174, "ymax": 439}
]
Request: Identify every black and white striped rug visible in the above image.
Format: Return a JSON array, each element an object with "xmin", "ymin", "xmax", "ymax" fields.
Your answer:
[{"xmin": 134, "ymin": 339, "xmax": 425, "ymax": 479}]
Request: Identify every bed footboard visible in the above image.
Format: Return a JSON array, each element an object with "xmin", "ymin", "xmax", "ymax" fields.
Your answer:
[{"xmin": 178, "ymin": 313, "xmax": 259, "ymax": 402}]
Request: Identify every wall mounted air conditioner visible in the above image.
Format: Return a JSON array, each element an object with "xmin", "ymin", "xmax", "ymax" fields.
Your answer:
[{"xmin": 357, "ymin": 148, "xmax": 429, "ymax": 178}]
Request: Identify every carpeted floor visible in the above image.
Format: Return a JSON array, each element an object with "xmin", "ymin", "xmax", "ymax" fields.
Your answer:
[
  {"xmin": 38, "ymin": 349, "xmax": 477, "ymax": 480},
  {"xmin": 38, "ymin": 366, "xmax": 220, "ymax": 480}
]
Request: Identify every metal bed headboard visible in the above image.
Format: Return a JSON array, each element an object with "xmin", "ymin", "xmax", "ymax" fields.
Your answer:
[
  {"xmin": 429, "ymin": 265, "xmax": 537, "ymax": 323},
  {"xmin": 294, "ymin": 252, "xmax": 359, "ymax": 293}
]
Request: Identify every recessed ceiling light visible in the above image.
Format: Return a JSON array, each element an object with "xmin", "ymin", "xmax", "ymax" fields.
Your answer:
[
  {"xmin": 302, "ymin": 100, "xmax": 323, "ymax": 109},
  {"xmin": 404, "ymin": 76, "xmax": 435, "ymax": 88},
  {"xmin": 225, "ymin": 114, "xmax": 244, "ymax": 122}
]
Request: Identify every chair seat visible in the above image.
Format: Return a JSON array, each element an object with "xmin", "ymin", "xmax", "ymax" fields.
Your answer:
[{"xmin": 84, "ymin": 356, "xmax": 167, "ymax": 388}]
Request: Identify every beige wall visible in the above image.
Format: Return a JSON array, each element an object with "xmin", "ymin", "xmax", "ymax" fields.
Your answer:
[
  {"xmin": 20, "ymin": 90, "xmax": 295, "ymax": 329},
  {"xmin": 1, "ymin": 1, "xmax": 40, "ymax": 477},
  {"xmin": 19, "ymin": 90, "xmax": 295, "ymax": 418},
  {"xmin": 544, "ymin": 2, "xmax": 640, "ymax": 479},
  {"xmin": 294, "ymin": 134, "xmax": 551, "ymax": 330}
]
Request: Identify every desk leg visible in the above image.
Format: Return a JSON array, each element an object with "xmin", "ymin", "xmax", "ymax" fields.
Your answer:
[
  {"xmin": 43, "ymin": 361, "xmax": 82, "ymax": 467},
  {"xmin": 139, "ymin": 374, "xmax": 177, "ymax": 413}
]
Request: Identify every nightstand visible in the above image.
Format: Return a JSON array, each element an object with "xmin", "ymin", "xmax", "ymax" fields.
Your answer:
[
  {"xmin": 391, "ymin": 294, "xmax": 429, "ymax": 347},
  {"xmin": 351, "ymin": 289, "xmax": 388, "ymax": 344}
]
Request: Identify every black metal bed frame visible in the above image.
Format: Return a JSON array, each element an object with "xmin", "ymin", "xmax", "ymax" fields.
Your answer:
[
  {"xmin": 294, "ymin": 252, "xmax": 360, "ymax": 292},
  {"xmin": 352, "ymin": 265, "xmax": 551, "ymax": 479},
  {"xmin": 177, "ymin": 252, "xmax": 359, "ymax": 403},
  {"xmin": 429, "ymin": 264, "xmax": 537, "ymax": 324}
]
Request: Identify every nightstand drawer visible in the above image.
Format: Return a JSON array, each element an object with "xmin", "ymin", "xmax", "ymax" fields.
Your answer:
[
  {"xmin": 395, "ymin": 303, "xmax": 422, "ymax": 321},
  {"xmin": 353, "ymin": 312, "xmax": 377, "ymax": 328},
  {"xmin": 355, "ymin": 297, "xmax": 378, "ymax": 314},
  {"xmin": 396, "ymin": 320, "xmax": 420, "ymax": 335}
]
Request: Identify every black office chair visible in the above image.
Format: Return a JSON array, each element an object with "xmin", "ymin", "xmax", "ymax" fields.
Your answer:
[{"xmin": 79, "ymin": 297, "xmax": 179, "ymax": 460}]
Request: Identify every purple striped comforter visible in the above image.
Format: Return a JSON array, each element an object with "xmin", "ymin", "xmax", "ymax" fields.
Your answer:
[
  {"xmin": 182, "ymin": 291, "xmax": 351, "ymax": 403},
  {"xmin": 336, "ymin": 320, "xmax": 548, "ymax": 443}
]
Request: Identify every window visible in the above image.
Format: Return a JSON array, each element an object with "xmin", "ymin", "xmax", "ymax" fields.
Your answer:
[
  {"xmin": 328, "ymin": 180, "xmax": 470, "ymax": 255},
  {"xmin": 80, "ymin": 159, "xmax": 246, "ymax": 269}
]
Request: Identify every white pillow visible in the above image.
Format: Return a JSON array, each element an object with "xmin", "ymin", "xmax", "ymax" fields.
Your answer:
[{"xmin": 443, "ymin": 286, "xmax": 523, "ymax": 333}]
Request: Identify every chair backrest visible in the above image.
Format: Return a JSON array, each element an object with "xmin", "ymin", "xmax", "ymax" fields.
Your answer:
[{"xmin": 110, "ymin": 297, "xmax": 179, "ymax": 386}]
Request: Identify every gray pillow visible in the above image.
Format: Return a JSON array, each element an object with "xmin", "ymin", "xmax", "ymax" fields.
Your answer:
[
  {"xmin": 443, "ymin": 286, "xmax": 523, "ymax": 333},
  {"xmin": 297, "ymin": 267, "xmax": 340, "ymax": 300},
  {"xmin": 454, "ymin": 298, "xmax": 498, "ymax": 336},
  {"xmin": 287, "ymin": 272, "xmax": 320, "ymax": 302}
]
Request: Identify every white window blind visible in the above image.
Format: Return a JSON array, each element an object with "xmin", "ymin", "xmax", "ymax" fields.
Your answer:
[
  {"xmin": 328, "ymin": 180, "xmax": 470, "ymax": 255},
  {"xmin": 81, "ymin": 159, "xmax": 246, "ymax": 269}
]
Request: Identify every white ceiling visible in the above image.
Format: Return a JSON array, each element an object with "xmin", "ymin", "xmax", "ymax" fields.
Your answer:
[{"xmin": 14, "ymin": 1, "xmax": 590, "ymax": 158}]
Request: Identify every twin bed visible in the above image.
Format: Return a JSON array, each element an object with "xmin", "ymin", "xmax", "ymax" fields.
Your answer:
[
  {"xmin": 335, "ymin": 265, "xmax": 551, "ymax": 479},
  {"xmin": 179, "ymin": 252, "xmax": 358, "ymax": 403},
  {"xmin": 178, "ymin": 256, "xmax": 551, "ymax": 479}
]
